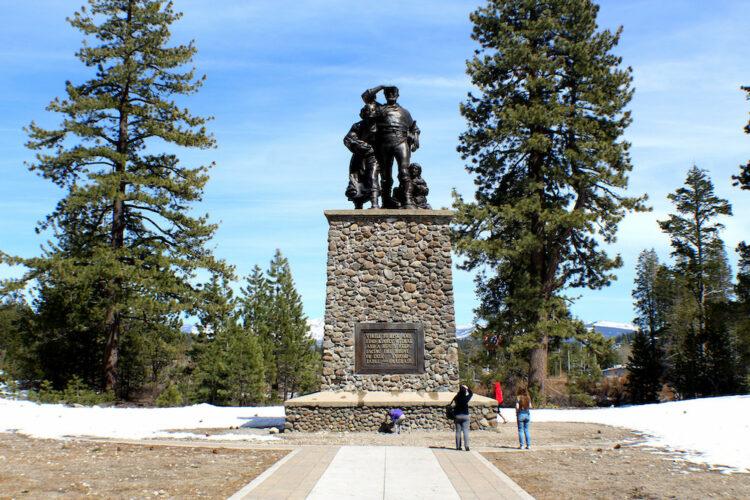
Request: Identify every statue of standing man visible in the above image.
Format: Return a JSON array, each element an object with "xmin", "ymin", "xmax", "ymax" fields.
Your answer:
[{"xmin": 361, "ymin": 85, "xmax": 420, "ymax": 209}]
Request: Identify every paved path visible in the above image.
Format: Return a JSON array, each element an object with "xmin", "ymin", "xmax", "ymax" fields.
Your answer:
[{"xmin": 229, "ymin": 446, "xmax": 535, "ymax": 500}]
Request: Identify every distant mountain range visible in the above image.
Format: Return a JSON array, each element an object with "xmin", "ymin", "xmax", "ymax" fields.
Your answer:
[
  {"xmin": 455, "ymin": 325, "xmax": 476, "ymax": 340},
  {"xmin": 182, "ymin": 319, "xmax": 636, "ymax": 344},
  {"xmin": 584, "ymin": 321, "xmax": 637, "ymax": 338},
  {"xmin": 455, "ymin": 321, "xmax": 637, "ymax": 341}
]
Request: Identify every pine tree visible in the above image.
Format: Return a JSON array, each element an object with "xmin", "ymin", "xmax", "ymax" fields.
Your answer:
[
  {"xmin": 733, "ymin": 85, "xmax": 750, "ymax": 190},
  {"xmin": 188, "ymin": 275, "xmax": 266, "ymax": 406},
  {"xmin": 453, "ymin": 0, "xmax": 646, "ymax": 393},
  {"xmin": 0, "ymin": 293, "xmax": 37, "ymax": 381},
  {"xmin": 225, "ymin": 320, "xmax": 265, "ymax": 406},
  {"xmin": 734, "ymin": 243, "xmax": 750, "ymax": 384},
  {"xmin": 267, "ymin": 250, "xmax": 319, "ymax": 401},
  {"xmin": 189, "ymin": 316, "xmax": 266, "ymax": 406},
  {"xmin": 237, "ymin": 265, "xmax": 277, "ymax": 393},
  {"xmin": 626, "ymin": 330, "xmax": 662, "ymax": 404},
  {"xmin": 31, "ymin": 277, "xmax": 108, "ymax": 389},
  {"xmin": 626, "ymin": 249, "xmax": 668, "ymax": 403},
  {"xmin": 658, "ymin": 167, "xmax": 732, "ymax": 344},
  {"xmin": 631, "ymin": 250, "xmax": 672, "ymax": 341},
  {"xmin": 189, "ymin": 328, "xmax": 230, "ymax": 405},
  {"xmin": 658, "ymin": 166, "xmax": 741, "ymax": 397},
  {"xmin": 0, "ymin": 0, "xmax": 231, "ymax": 394}
]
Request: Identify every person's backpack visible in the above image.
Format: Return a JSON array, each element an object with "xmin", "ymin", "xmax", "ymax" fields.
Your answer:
[{"xmin": 445, "ymin": 403, "xmax": 456, "ymax": 421}]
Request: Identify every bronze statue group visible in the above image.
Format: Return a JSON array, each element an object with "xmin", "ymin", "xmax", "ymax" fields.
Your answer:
[{"xmin": 344, "ymin": 85, "xmax": 431, "ymax": 210}]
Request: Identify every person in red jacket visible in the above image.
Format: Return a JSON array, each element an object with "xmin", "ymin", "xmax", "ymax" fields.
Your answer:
[{"xmin": 494, "ymin": 381, "xmax": 508, "ymax": 424}]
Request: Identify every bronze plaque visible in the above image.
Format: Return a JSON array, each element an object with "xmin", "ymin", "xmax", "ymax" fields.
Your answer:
[{"xmin": 354, "ymin": 322, "xmax": 425, "ymax": 374}]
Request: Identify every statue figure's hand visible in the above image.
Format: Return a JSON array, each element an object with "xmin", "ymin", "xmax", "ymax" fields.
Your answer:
[
  {"xmin": 408, "ymin": 121, "xmax": 420, "ymax": 152},
  {"xmin": 362, "ymin": 85, "xmax": 386, "ymax": 104}
]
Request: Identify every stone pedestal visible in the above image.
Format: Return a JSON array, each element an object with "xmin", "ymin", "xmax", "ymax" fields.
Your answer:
[
  {"xmin": 320, "ymin": 209, "xmax": 459, "ymax": 391},
  {"xmin": 285, "ymin": 391, "xmax": 498, "ymax": 432},
  {"xmin": 284, "ymin": 209, "xmax": 497, "ymax": 431}
]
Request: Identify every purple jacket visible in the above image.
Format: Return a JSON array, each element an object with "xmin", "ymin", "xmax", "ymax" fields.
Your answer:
[{"xmin": 389, "ymin": 408, "xmax": 403, "ymax": 421}]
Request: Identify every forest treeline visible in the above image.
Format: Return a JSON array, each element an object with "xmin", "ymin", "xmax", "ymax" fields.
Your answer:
[
  {"xmin": 0, "ymin": 251, "xmax": 320, "ymax": 405},
  {"xmin": 0, "ymin": 0, "xmax": 319, "ymax": 405},
  {"xmin": 460, "ymin": 166, "xmax": 749, "ymax": 405}
]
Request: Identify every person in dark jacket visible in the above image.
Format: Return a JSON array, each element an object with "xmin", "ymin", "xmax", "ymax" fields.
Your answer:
[{"xmin": 452, "ymin": 384, "xmax": 473, "ymax": 451}]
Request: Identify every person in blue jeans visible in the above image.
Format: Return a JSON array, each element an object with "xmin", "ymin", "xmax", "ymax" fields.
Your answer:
[
  {"xmin": 515, "ymin": 385, "xmax": 532, "ymax": 449},
  {"xmin": 452, "ymin": 384, "xmax": 473, "ymax": 451}
]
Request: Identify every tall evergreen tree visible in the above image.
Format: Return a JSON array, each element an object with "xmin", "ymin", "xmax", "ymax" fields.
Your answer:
[
  {"xmin": 626, "ymin": 330, "xmax": 661, "ymax": 403},
  {"xmin": 190, "ymin": 317, "xmax": 266, "ymax": 406},
  {"xmin": 188, "ymin": 275, "xmax": 265, "ymax": 406},
  {"xmin": 734, "ymin": 243, "xmax": 750, "ymax": 382},
  {"xmin": 453, "ymin": 0, "xmax": 646, "ymax": 392},
  {"xmin": 658, "ymin": 166, "xmax": 741, "ymax": 397},
  {"xmin": 658, "ymin": 167, "xmax": 732, "ymax": 343},
  {"xmin": 267, "ymin": 250, "xmax": 319, "ymax": 401},
  {"xmin": 626, "ymin": 249, "xmax": 668, "ymax": 403},
  {"xmin": 732, "ymin": 84, "xmax": 750, "ymax": 386},
  {"xmin": 733, "ymin": 85, "xmax": 750, "ymax": 190},
  {"xmin": 631, "ymin": 250, "xmax": 672, "ymax": 340},
  {"xmin": 237, "ymin": 265, "xmax": 277, "ymax": 393},
  {"xmin": 0, "ymin": 0, "xmax": 231, "ymax": 393},
  {"xmin": 225, "ymin": 320, "xmax": 266, "ymax": 406}
]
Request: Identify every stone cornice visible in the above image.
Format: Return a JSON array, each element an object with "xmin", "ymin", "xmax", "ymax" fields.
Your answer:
[{"xmin": 324, "ymin": 209, "xmax": 454, "ymax": 224}]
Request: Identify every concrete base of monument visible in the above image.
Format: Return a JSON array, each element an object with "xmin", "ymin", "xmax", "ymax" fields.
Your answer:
[{"xmin": 283, "ymin": 391, "xmax": 498, "ymax": 432}]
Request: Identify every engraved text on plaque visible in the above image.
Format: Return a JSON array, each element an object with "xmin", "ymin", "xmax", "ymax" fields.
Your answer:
[{"xmin": 354, "ymin": 322, "xmax": 425, "ymax": 374}]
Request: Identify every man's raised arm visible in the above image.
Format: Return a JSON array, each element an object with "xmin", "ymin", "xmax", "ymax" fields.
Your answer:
[{"xmin": 362, "ymin": 85, "xmax": 386, "ymax": 104}]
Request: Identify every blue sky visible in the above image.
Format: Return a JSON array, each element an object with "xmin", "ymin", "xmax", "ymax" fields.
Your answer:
[{"xmin": 1, "ymin": 0, "xmax": 748, "ymax": 327}]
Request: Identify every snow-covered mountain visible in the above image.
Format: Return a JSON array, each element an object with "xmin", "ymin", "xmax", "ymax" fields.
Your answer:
[
  {"xmin": 306, "ymin": 317, "xmax": 325, "ymax": 345},
  {"xmin": 180, "ymin": 324, "xmax": 199, "ymax": 335},
  {"xmin": 455, "ymin": 324, "xmax": 476, "ymax": 340},
  {"xmin": 585, "ymin": 320, "xmax": 637, "ymax": 338}
]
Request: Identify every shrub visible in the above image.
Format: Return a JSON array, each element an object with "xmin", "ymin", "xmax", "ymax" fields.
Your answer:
[
  {"xmin": 27, "ymin": 377, "xmax": 113, "ymax": 406},
  {"xmin": 156, "ymin": 383, "xmax": 184, "ymax": 407},
  {"xmin": 62, "ymin": 376, "xmax": 114, "ymax": 405}
]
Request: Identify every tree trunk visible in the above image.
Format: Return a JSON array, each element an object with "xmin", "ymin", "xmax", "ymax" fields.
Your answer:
[
  {"xmin": 102, "ymin": 0, "xmax": 132, "ymax": 396},
  {"xmin": 103, "ymin": 305, "xmax": 120, "ymax": 392},
  {"xmin": 529, "ymin": 334, "xmax": 548, "ymax": 395}
]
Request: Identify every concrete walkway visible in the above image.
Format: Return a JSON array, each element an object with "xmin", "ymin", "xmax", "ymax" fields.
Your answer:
[{"xmin": 229, "ymin": 446, "xmax": 535, "ymax": 500}]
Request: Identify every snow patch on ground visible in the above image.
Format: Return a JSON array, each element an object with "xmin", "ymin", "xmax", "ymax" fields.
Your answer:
[
  {"xmin": 1, "ymin": 395, "xmax": 748, "ymax": 472},
  {"xmin": 0, "ymin": 400, "xmax": 285, "ymax": 441},
  {"xmin": 530, "ymin": 395, "xmax": 750, "ymax": 473}
]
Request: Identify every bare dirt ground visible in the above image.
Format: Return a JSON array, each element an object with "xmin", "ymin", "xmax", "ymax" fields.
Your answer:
[
  {"xmin": 480, "ymin": 424, "xmax": 750, "ymax": 500},
  {"xmin": 0, "ymin": 433, "xmax": 288, "ymax": 499},
  {"xmin": 2, "ymin": 422, "xmax": 748, "ymax": 499}
]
